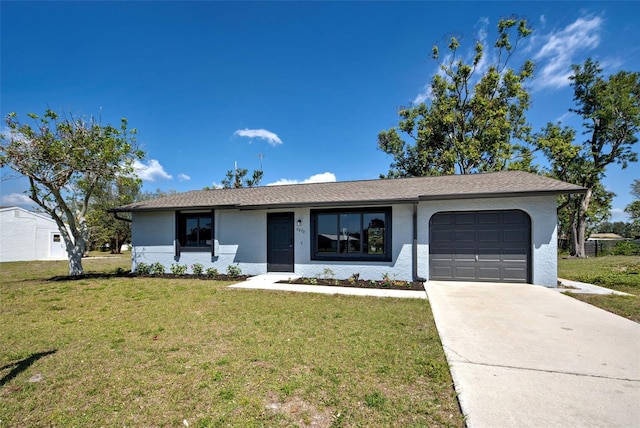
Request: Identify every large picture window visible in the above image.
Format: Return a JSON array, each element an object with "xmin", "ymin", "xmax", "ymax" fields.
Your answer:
[
  {"xmin": 312, "ymin": 208, "xmax": 391, "ymax": 261},
  {"xmin": 176, "ymin": 211, "xmax": 214, "ymax": 252}
]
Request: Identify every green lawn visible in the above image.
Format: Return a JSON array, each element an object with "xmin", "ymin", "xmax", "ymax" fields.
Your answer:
[
  {"xmin": 0, "ymin": 256, "xmax": 463, "ymax": 427},
  {"xmin": 558, "ymin": 256, "xmax": 640, "ymax": 323}
]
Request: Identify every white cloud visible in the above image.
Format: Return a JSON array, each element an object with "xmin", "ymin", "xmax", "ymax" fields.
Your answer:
[
  {"xmin": 133, "ymin": 159, "xmax": 173, "ymax": 181},
  {"xmin": 539, "ymin": 15, "xmax": 547, "ymax": 29},
  {"xmin": 234, "ymin": 128, "xmax": 283, "ymax": 146},
  {"xmin": 609, "ymin": 208, "xmax": 630, "ymax": 223},
  {"xmin": 1, "ymin": 193, "xmax": 34, "ymax": 206},
  {"xmin": 413, "ymin": 85, "xmax": 432, "ymax": 105},
  {"xmin": 532, "ymin": 15, "xmax": 603, "ymax": 90},
  {"xmin": 267, "ymin": 172, "xmax": 337, "ymax": 186},
  {"xmin": 178, "ymin": 173, "xmax": 191, "ymax": 181}
]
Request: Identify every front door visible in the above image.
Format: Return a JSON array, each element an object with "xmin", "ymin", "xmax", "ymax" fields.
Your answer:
[{"xmin": 267, "ymin": 212, "xmax": 294, "ymax": 272}]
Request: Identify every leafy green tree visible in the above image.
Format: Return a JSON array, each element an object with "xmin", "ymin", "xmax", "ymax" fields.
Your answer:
[
  {"xmin": 625, "ymin": 179, "xmax": 640, "ymax": 234},
  {"xmin": 378, "ymin": 18, "xmax": 534, "ymax": 177},
  {"xmin": 86, "ymin": 176, "xmax": 141, "ymax": 253},
  {"xmin": 0, "ymin": 109, "xmax": 144, "ymax": 275},
  {"xmin": 221, "ymin": 167, "xmax": 263, "ymax": 188},
  {"xmin": 536, "ymin": 59, "xmax": 640, "ymax": 257},
  {"xmin": 595, "ymin": 221, "xmax": 636, "ymax": 238}
]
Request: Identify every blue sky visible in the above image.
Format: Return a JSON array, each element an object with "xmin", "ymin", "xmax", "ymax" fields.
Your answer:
[{"xmin": 2, "ymin": 1, "xmax": 639, "ymax": 221}]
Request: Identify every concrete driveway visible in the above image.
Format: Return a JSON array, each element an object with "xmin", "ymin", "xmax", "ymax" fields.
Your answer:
[{"xmin": 425, "ymin": 281, "xmax": 640, "ymax": 428}]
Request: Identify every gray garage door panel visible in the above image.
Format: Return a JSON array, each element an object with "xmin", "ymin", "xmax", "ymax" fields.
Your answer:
[{"xmin": 429, "ymin": 210, "xmax": 531, "ymax": 283}]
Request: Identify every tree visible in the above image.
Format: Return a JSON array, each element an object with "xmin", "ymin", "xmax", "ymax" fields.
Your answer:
[
  {"xmin": 536, "ymin": 59, "xmax": 640, "ymax": 257},
  {"xmin": 221, "ymin": 166, "xmax": 263, "ymax": 188},
  {"xmin": 595, "ymin": 221, "xmax": 636, "ymax": 238},
  {"xmin": 86, "ymin": 176, "xmax": 141, "ymax": 253},
  {"xmin": 378, "ymin": 18, "xmax": 534, "ymax": 177},
  {"xmin": 625, "ymin": 179, "xmax": 640, "ymax": 234},
  {"xmin": 0, "ymin": 109, "xmax": 144, "ymax": 275}
]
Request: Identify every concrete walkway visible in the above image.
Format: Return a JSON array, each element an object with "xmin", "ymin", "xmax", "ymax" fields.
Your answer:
[
  {"xmin": 425, "ymin": 281, "xmax": 640, "ymax": 428},
  {"xmin": 556, "ymin": 277, "xmax": 632, "ymax": 295},
  {"xmin": 228, "ymin": 273, "xmax": 428, "ymax": 299}
]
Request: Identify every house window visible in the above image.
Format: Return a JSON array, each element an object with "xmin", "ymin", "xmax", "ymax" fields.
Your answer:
[
  {"xmin": 176, "ymin": 211, "xmax": 214, "ymax": 251},
  {"xmin": 53, "ymin": 234, "xmax": 61, "ymax": 242},
  {"xmin": 312, "ymin": 208, "xmax": 391, "ymax": 261}
]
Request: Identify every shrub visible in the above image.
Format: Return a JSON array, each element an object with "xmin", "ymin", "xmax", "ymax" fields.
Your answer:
[
  {"xmin": 136, "ymin": 262, "xmax": 151, "ymax": 275},
  {"xmin": 170, "ymin": 263, "xmax": 188, "ymax": 275},
  {"xmin": 381, "ymin": 273, "xmax": 396, "ymax": 287},
  {"xmin": 150, "ymin": 262, "xmax": 165, "ymax": 275},
  {"xmin": 612, "ymin": 241, "xmax": 640, "ymax": 256},
  {"xmin": 226, "ymin": 264, "xmax": 242, "ymax": 277},
  {"xmin": 191, "ymin": 263, "xmax": 204, "ymax": 275},
  {"xmin": 205, "ymin": 267, "xmax": 219, "ymax": 278},
  {"xmin": 113, "ymin": 266, "xmax": 128, "ymax": 275},
  {"xmin": 318, "ymin": 268, "xmax": 335, "ymax": 279}
]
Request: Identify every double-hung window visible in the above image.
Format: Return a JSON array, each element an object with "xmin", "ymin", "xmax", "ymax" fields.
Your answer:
[
  {"xmin": 176, "ymin": 211, "xmax": 214, "ymax": 254},
  {"xmin": 311, "ymin": 208, "xmax": 391, "ymax": 261}
]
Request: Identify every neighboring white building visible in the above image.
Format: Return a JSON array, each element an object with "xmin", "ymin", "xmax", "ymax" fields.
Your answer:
[
  {"xmin": 114, "ymin": 171, "xmax": 586, "ymax": 287},
  {"xmin": 0, "ymin": 206, "xmax": 67, "ymax": 262}
]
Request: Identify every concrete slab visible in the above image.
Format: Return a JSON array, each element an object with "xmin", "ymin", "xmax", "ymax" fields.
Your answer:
[
  {"xmin": 426, "ymin": 281, "xmax": 640, "ymax": 428},
  {"xmin": 556, "ymin": 278, "xmax": 632, "ymax": 295},
  {"xmin": 228, "ymin": 274, "xmax": 428, "ymax": 299}
]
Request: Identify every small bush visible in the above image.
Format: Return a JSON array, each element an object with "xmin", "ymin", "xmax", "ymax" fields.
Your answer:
[
  {"xmin": 226, "ymin": 264, "xmax": 242, "ymax": 277},
  {"xmin": 381, "ymin": 273, "xmax": 397, "ymax": 287},
  {"xmin": 135, "ymin": 262, "xmax": 151, "ymax": 275},
  {"xmin": 318, "ymin": 268, "xmax": 335, "ymax": 279},
  {"xmin": 150, "ymin": 262, "xmax": 165, "ymax": 275},
  {"xmin": 113, "ymin": 266, "xmax": 128, "ymax": 275},
  {"xmin": 170, "ymin": 263, "xmax": 188, "ymax": 275},
  {"xmin": 191, "ymin": 263, "xmax": 204, "ymax": 275},
  {"xmin": 612, "ymin": 241, "xmax": 640, "ymax": 256},
  {"xmin": 205, "ymin": 267, "xmax": 219, "ymax": 278}
]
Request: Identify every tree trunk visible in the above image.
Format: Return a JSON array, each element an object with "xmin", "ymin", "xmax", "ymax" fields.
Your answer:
[
  {"xmin": 67, "ymin": 243, "xmax": 85, "ymax": 276},
  {"xmin": 573, "ymin": 188, "xmax": 593, "ymax": 258}
]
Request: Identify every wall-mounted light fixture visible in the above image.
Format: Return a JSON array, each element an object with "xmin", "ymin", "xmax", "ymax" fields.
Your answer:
[{"xmin": 296, "ymin": 219, "xmax": 302, "ymax": 226}]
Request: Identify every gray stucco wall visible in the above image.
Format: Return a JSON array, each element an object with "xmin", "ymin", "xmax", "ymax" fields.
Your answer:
[
  {"xmin": 131, "ymin": 205, "xmax": 413, "ymax": 281},
  {"xmin": 131, "ymin": 195, "xmax": 558, "ymax": 286}
]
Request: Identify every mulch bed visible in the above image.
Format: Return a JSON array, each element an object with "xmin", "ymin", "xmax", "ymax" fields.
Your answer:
[
  {"xmin": 50, "ymin": 273, "xmax": 249, "ymax": 281},
  {"xmin": 279, "ymin": 278, "xmax": 425, "ymax": 291}
]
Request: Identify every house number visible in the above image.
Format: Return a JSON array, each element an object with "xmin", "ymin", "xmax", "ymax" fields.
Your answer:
[{"xmin": 296, "ymin": 227, "xmax": 305, "ymax": 234}]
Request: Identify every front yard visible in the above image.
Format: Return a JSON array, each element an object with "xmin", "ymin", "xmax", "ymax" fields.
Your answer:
[
  {"xmin": 0, "ymin": 256, "xmax": 463, "ymax": 427},
  {"xmin": 558, "ymin": 255, "xmax": 640, "ymax": 323}
]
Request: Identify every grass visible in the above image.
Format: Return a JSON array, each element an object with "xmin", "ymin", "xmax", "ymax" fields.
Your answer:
[
  {"xmin": 0, "ymin": 255, "xmax": 463, "ymax": 427},
  {"xmin": 558, "ymin": 255, "xmax": 640, "ymax": 323}
]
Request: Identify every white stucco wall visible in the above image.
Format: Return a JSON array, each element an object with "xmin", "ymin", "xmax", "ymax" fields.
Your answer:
[
  {"xmin": 418, "ymin": 196, "xmax": 559, "ymax": 287},
  {"xmin": 0, "ymin": 207, "xmax": 67, "ymax": 262},
  {"xmin": 130, "ymin": 195, "xmax": 558, "ymax": 286}
]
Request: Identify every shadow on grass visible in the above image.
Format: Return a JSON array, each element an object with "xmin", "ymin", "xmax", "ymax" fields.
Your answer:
[
  {"xmin": 0, "ymin": 350, "xmax": 57, "ymax": 387},
  {"xmin": 48, "ymin": 272, "xmax": 136, "ymax": 281}
]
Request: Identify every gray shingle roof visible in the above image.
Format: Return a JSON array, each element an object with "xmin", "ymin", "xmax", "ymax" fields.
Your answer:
[{"xmin": 113, "ymin": 171, "xmax": 586, "ymax": 212}]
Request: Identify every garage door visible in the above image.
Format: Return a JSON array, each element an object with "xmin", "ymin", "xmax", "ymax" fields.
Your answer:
[{"xmin": 429, "ymin": 210, "xmax": 531, "ymax": 283}]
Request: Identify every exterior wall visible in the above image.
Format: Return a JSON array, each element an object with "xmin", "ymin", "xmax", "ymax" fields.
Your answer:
[
  {"xmin": 130, "ymin": 196, "xmax": 558, "ymax": 286},
  {"xmin": 293, "ymin": 204, "xmax": 413, "ymax": 281},
  {"xmin": 418, "ymin": 196, "xmax": 559, "ymax": 287},
  {"xmin": 131, "ymin": 204, "xmax": 414, "ymax": 280},
  {"xmin": 0, "ymin": 207, "xmax": 66, "ymax": 262}
]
